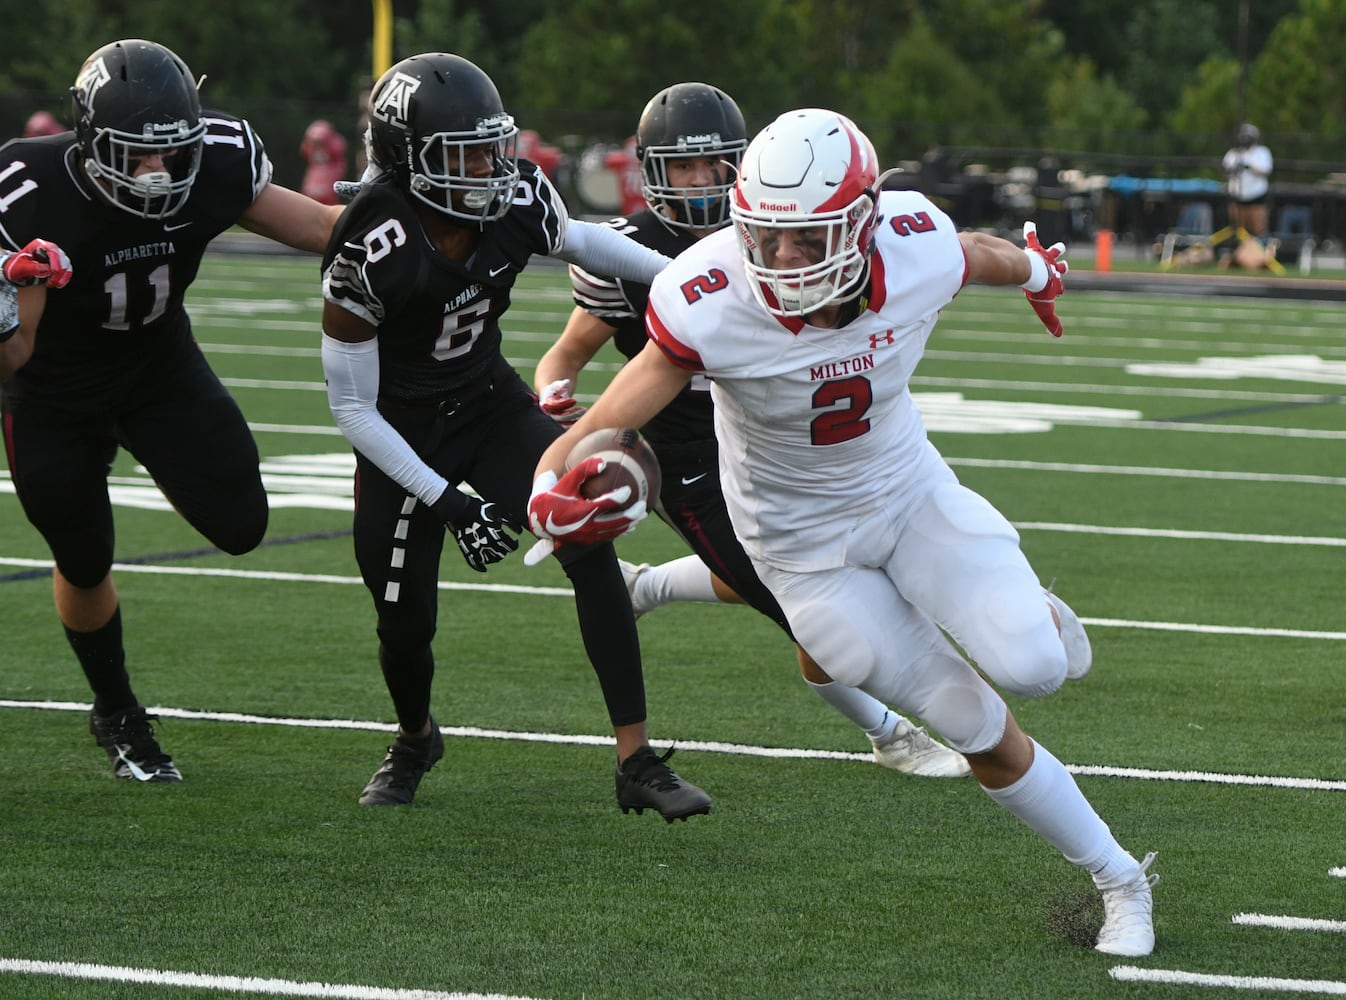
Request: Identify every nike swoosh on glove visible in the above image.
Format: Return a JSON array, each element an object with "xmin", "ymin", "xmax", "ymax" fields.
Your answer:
[
  {"xmin": 1021, "ymin": 221, "xmax": 1068, "ymax": 337},
  {"xmin": 2, "ymin": 238, "xmax": 73, "ymax": 289},
  {"xmin": 523, "ymin": 459, "xmax": 647, "ymax": 565}
]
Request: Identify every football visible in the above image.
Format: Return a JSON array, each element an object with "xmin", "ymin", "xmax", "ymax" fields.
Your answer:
[{"xmin": 563, "ymin": 427, "xmax": 661, "ymax": 510}]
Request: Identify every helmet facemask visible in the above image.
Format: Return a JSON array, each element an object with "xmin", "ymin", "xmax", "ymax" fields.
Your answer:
[
  {"xmin": 408, "ymin": 115, "xmax": 520, "ymax": 224},
  {"xmin": 735, "ymin": 193, "xmax": 875, "ymax": 316},
  {"xmin": 81, "ymin": 117, "xmax": 205, "ymax": 219},
  {"xmin": 641, "ymin": 142, "xmax": 745, "ymax": 232}
]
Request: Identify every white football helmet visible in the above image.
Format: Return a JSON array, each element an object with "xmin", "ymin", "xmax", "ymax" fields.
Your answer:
[{"xmin": 731, "ymin": 109, "xmax": 882, "ymax": 317}]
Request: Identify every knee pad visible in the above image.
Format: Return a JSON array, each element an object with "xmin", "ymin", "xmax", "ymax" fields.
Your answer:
[
  {"xmin": 863, "ymin": 648, "xmax": 1009, "ymax": 755},
  {"xmin": 973, "ymin": 570, "xmax": 1067, "ymax": 698},
  {"xmin": 44, "ymin": 522, "xmax": 113, "ymax": 589},
  {"xmin": 789, "ymin": 602, "xmax": 883, "ymax": 689},
  {"xmin": 52, "ymin": 542, "xmax": 114, "ymax": 590}
]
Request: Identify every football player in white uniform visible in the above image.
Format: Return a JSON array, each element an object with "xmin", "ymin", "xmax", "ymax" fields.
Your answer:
[
  {"xmin": 528, "ymin": 109, "xmax": 1157, "ymax": 957},
  {"xmin": 534, "ymin": 83, "xmax": 967, "ymax": 778}
]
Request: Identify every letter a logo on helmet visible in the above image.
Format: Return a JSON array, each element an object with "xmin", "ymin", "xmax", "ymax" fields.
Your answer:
[
  {"xmin": 75, "ymin": 57, "xmax": 111, "ymax": 112},
  {"xmin": 373, "ymin": 73, "xmax": 421, "ymax": 129}
]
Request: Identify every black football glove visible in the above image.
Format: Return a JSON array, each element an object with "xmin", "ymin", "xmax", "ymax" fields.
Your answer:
[{"xmin": 431, "ymin": 488, "xmax": 522, "ymax": 572}]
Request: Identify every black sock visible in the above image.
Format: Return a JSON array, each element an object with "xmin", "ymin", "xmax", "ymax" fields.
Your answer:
[
  {"xmin": 65, "ymin": 606, "xmax": 135, "ymax": 715},
  {"xmin": 377, "ymin": 642, "xmax": 433, "ymax": 735}
]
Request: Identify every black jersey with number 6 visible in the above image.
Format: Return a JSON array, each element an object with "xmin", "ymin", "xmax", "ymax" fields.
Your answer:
[
  {"xmin": 0, "ymin": 112, "xmax": 271, "ymax": 411},
  {"xmin": 321, "ymin": 160, "xmax": 564, "ymax": 403}
]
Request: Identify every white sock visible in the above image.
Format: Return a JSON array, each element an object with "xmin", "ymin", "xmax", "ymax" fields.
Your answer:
[
  {"xmin": 805, "ymin": 679, "xmax": 897, "ymax": 740},
  {"xmin": 635, "ymin": 555, "xmax": 723, "ymax": 612},
  {"xmin": 982, "ymin": 740, "xmax": 1135, "ymax": 881}
]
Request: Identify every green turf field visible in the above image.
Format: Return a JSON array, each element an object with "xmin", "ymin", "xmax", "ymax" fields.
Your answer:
[{"xmin": 1, "ymin": 253, "xmax": 1343, "ymax": 1000}]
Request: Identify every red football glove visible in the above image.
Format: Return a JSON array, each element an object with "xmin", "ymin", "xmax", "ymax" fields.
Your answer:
[
  {"xmin": 539, "ymin": 378, "xmax": 587, "ymax": 425},
  {"xmin": 523, "ymin": 458, "xmax": 647, "ymax": 565},
  {"xmin": 2, "ymin": 238, "xmax": 72, "ymax": 289},
  {"xmin": 1021, "ymin": 222, "xmax": 1067, "ymax": 337}
]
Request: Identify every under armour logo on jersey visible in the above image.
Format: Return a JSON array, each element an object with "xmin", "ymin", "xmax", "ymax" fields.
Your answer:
[
  {"xmin": 372, "ymin": 72, "xmax": 421, "ymax": 128},
  {"xmin": 75, "ymin": 57, "xmax": 111, "ymax": 110},
  {"xmin": 869, "ymin": 329, "xmax": 896, "ymax": 349}
]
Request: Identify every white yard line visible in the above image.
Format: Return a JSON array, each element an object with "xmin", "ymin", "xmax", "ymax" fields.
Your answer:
[
  {"xmin": 3, "ymin": 699, "xmax": 1345, "ymax": 792},
  {"xmin": 0, "ymin": 959, "xmax": 543, "ymax": 1000}
]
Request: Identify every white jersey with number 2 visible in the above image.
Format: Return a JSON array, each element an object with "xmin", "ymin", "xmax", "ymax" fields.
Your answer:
[{"xmin": 646, "ymin": 190, "xmax": 969, "ymax": 572}]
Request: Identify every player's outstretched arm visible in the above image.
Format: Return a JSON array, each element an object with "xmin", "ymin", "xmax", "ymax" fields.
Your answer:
[
  {"xmin": 960, "ymin": 222, "xmax": 1068, "ymax": 337},
  {"xmin": 240, "ymin": 184, "xmax": 345, "ymax": 255}
]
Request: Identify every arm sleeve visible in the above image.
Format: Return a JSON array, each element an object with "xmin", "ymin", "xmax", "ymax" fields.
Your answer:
[
  {"xmin": 553, "ymin": 218, "xmax": 671, "ymax": 284},
  {"xmin": 320, "ymin": 333, "xmax": 451, "ymax": 506}
]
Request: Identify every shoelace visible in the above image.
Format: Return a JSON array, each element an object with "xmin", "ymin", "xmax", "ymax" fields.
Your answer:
[
  {"xmin": 111, "ymin": 709, "xmax": 170, "ymax": 762},
  {"xmin": 624, "ymin": 747, "xmax": 682, "ymax": 790},
  {"xmin": 377, "ymin": 738, "xmax": 439, "ymax": 782},
  {"xmin": 1100, "ymin": 852, "xmax": 1159, "ymax": 933}
]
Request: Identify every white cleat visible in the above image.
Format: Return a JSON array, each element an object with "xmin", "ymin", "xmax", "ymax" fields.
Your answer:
[
  {"xmin": 1046, "ymin": 588, "xmax": 1092, "ymax": 680},
  {"xmin": 1095, "ymin": 851, "xmax": 1159, "ymax": 957},
  {"xmin": 618, "ymin": 559, "xmax": 652, "ymax": 618},
  {"xmin": 872, "ymin": 719, "xmax": 972, "ymax": 778}
]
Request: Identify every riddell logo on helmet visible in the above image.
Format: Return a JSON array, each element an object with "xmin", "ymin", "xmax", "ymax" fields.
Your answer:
[
  {"xmin": 142, "ymin": 120, "xmax": 189, "ymax": 137},
  {"xmin": 759, "ymin": 201, "xmax": 798, "ymax": 212}
]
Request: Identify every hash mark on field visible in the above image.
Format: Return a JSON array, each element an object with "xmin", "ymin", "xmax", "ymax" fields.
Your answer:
[
  {"xmin": 1233, "ymin": 913, "xmax": 1346, "ymax": 934},
  {"xmin": 1111, "ymin": 965, "xmax": 1346, "ymax": 994},
  {"xmin": 1330, "ymin": 868, "xmax": 1346, "ymax": 878}
]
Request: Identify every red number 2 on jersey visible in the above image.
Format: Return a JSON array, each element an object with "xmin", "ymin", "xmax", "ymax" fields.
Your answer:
[
  {"xmin": 679, "ymin": 267, "xmax": 730, "ymax": 304},
  {"xmin": 889, "ymin": 211, "xmax": 936, "ymax": 237},
  {"xmin": 811, "ymin": 375, "xmax": 873, "ymax": 445}
]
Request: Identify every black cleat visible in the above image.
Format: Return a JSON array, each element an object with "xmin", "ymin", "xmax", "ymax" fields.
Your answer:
[
  {"xmin": 89, "ymin": 706, "xmax": 182, "ymax": 782},
  {"xmin": 358, "ymin": 720, "xmax": 445, "ymax": 806},
  {"xmin": 615, "ymin": 745, "xmax": 711, "ymax": 822}
]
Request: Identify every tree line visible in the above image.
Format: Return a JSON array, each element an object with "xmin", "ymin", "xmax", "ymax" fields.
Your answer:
[{"xmin": 4, "ymin": 0, "xmax": 1343, "ymax": 190}]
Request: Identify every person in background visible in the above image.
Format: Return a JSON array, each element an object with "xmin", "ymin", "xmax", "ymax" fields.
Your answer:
[
  {"xmin": 528, "ymin": 108, "xmax": 1157, "ymax": 958},
  {"xmin": 604, "ymin": 135, "xmax": 646, "ymax": 218},
  {"xmin": 0, "ymin": 38, "xmax": 343, "ymax": 783},
  {"xmin": 300, "ymin": 119, "xmax": 348, "ymax": 206},
  {"xmin": 534, "ymin": 82, "xmax": 969, "ymax": 778},
  {"xmin": 1222, "ymin": 122, "xmax": 1273, "ymax": 239},
  {"xmin": 23, "ymin": 110, "xmax": 64, "ymax": 138}
]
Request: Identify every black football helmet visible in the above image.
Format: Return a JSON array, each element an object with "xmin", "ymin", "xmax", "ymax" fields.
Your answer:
[
  {"xmin": 70, "ymin": 39, "xmax": 205, "ymax": 219},
  {"xmin": 1236, "ymin": 122, "xmax": 1261, "ymax": 147},
  {"xmin": 636, "ymin": 82, "xmax": 747, "ymax": 232},
  {"xmin": 367, "ymin": 53, "xmax": 520, "ymax": 225}
]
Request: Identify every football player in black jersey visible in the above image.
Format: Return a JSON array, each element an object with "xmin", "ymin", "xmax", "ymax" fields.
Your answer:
[
  {"xmin": 320, "ymin": 52, "xmax": 711, "ymax": 819},
  {"xmin": 533, "ymin": 83, "xmax": 970, "ymax": 778},
  {"xmin": 0, "ymin": 38, "xmax": 344, "ymax": 783}
]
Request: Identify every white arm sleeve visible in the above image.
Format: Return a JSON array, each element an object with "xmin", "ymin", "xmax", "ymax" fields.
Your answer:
[
  {"xmin": 320, "ymin": 333, "xmax": 451, "ymax": 506},
  {"xmin": 553, "ymin": 218, "xmax": 672, "ymax": 284}
]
